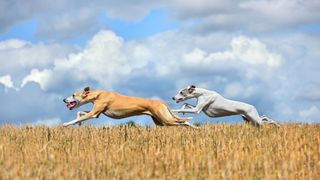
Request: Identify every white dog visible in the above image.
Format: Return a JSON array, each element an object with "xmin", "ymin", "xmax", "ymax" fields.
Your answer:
[{"xmin": 172, "ymin": 85, "xmax": 280, "ymax": 126}]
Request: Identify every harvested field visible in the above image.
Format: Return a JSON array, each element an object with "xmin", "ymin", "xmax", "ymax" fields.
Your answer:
[{"xmin": 0, "ymin": 124, "xmax": 319, "ymax": 179}]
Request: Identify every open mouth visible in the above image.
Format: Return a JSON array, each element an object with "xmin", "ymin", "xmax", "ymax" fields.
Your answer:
[
  {"xmin": 66, "ymin": 101, "xmax": 77, "ymax": 110},
  {"xmin": 176, "ymin": 98, "xmax": 183, "ymax": 103}
]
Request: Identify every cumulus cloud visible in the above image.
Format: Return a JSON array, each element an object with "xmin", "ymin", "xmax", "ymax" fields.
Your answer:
[
  {"xmin": 21, "ymin": 69, "xmax": 53, "ymax": 91},
  {"xmin": 21, "ymin": 30, "xmax": 151, "ymax": 91},
  {"xmin": 0, "ymin": 39, "xmax": 28, "ymax": 50},
  {"xmin": 0, "ymin": 38, "xmax": 71, "ymax": 77},
  {"xmin": 0, "ymin": 75, "xmax": 15, "ymax": 89},
  {"xmin": 181, "ymin": 36, "xmax": 282, "ymax": 71}
]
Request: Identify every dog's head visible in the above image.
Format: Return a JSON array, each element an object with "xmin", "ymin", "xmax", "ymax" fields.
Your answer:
[
  {"xmin": 63, "ymin": 86, "xmax": 96, "ymax": 110},
  {"xmin": 172, "ymin": 85, "xmax": 197, "ymax": 103}
]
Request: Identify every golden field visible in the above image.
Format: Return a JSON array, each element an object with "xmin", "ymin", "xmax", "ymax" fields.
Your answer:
[{"xmin": 0, "ymin": 124, "xmax": 319, "ymax": 179}]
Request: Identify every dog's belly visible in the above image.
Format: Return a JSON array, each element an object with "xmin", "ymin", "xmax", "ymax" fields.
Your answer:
[
  {"xmin": 202, "ymin": 101, "xmax": 241, "ymax": 117},
  {"xmin": 202, "ymin": 97, "xmax": 249, "ymax": 117},
  {"xmin": 203, "ymin": 107, "xmax": 238, "ymax": 117},
  {"xmin": 103, "ymin": 109, "xmax": 146, "ymax": 119}
]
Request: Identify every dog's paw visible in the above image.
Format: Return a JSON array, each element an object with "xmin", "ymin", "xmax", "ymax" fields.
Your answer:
[
  {"xmin": 62, "ymin": 123, "xmax": 70, "ymax": 127},
  {"xmin": 63, "ymin": 122, "xmax": 74, "ymax": 127}
]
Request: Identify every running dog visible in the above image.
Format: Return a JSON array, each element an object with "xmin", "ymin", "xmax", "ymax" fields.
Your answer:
[
  {"xmin": 172, "ymin": 85, "xmax": 280, "ymax": 126},
  {"xmin": 63, "ymin": 87, "xmax": 195, "ymax": 127}
]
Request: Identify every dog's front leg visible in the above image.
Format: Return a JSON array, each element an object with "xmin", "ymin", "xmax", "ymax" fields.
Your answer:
[
  {"xmin": 173, "ymin": 98, "xmax": 212, "ymax": 114},
  {"xmin": 62, "ymin": 115, "xmax": 92, "ymax": 127},
  {"xmin": 181, "ymin": 103, "xmax": 195, "ymax": 109},
  {"xmin": 173, "ymin": 108, "xmax": 199, "ymax": 114},
  {"xmin": 173, "ymin": 104, "xmax": 202, "ymax": 114},
  {"xmin": 180, "ymin": 103, "xmax": 195, "ymax": 115},
  {"xmin": 63, "ymin": 109, "xmax": 101, "ymax": 127},
  {"xmin": 76, "ymin": 111, "xmax": 89, "ymax": 126},
  {"xmin": 77, "ymin": 111, "xmax": 89, "ymax": 118}
]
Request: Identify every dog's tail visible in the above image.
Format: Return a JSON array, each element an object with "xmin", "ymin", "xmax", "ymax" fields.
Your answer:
[{"xmin": 163, "ymin": 103, "xmax": 192, "ymax": 123}]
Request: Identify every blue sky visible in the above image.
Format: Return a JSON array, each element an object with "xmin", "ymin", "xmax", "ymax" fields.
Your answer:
[{"xmin": 0, "ymin": 0, "xmax": 320, "ymax": 126}]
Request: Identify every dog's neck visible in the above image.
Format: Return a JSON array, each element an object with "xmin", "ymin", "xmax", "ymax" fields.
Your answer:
[
  {"xmin": 194, "ymin": 88, "xmax": 213, "ymax": 96},
  {"xmin": 82, "ymin": 90, "xmax": 100, "ymax": 104}
]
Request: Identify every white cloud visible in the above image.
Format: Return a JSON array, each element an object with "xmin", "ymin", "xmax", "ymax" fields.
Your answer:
[
  {"xmin": 53, "ymin": 30, "xmax": 132, "ymax": 88},
  {"xmin": 231, "ymin": 36, "xmax": 283, "ymax": 68},
  {"xmin": 21, "ymin": 69, "xmax": 53, "ymax": 90},
  {"xmin": 0, "ymin": 39, "xmax": 28, "ymax": 50},
  {"xmin": 181, "ymin": 36, "xmax": 283, "ymax": 73},
  {"xmin": 299, "ymin": 106, "xmax": 320, "ymax": 123},
  {"xmin": 0, "ymin": 38, "xmax": 71, "ymax": 76},
  {"xmin": 0, "ymin": 75, "xmax": 15, "ymax": 89},
  {"xmin": 21, "ymin": 30, "xmax": 151, "ymax": 90}
]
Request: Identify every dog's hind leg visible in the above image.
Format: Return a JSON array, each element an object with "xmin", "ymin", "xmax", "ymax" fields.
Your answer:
[
  {"xmin": 181, "ymin": 121, "xmax": 198, "ymax": 129},
  {"xmin": 163, "ymin": 104, "xmax": 192, "ymax": 122},
  {"xmin": 151, "ymin": 116, "xmax": 164, "ymax": 126},
  {"xmin": 149, "ymin": 104, "xmax": 194, "ymax": 127},
  {"xmin": 150, "ymin": 110, "xmax": 181, "ymax": 126},
  {"xmin": 261, "ymin": 115, "xmax": 281, "ymax": 127},
  {"xmin": 239, "ymin": 105, "xmax": 264, "ymax": 127},
  {"xmin": 241, "ymin": 115, "xmax": 251, "ymax": 124}
]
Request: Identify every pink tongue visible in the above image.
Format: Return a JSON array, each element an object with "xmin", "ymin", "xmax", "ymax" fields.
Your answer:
[{"xmin": 67, "ymin": 103, "xmax": 73, "ymax": 108}]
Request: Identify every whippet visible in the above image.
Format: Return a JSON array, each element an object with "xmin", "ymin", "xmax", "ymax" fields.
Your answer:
[
  {"xmin": 62, "ymin": 87, "xmax": 195, "ymax": 127},
  {"xmin": 172, "ymin": 85, "xmax": 280, "ymax": 126}
]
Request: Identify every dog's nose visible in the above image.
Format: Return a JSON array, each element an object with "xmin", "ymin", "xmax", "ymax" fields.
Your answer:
[
  {"xmin": 63, "ymin": 99, "xmax": 66, "ymax": 103},
  {"xmin": 172, "ymin": 97, "xmax": 175, "ymax": 100}
]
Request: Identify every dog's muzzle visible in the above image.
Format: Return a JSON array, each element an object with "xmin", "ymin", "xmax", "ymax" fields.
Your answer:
[
  {"xmin": 63, "ymin": 99, "xmax": 77, "ymax": 110},
  {"xmin": 172, "ymin": 97, "xmax": 183, "ymax": 103}
]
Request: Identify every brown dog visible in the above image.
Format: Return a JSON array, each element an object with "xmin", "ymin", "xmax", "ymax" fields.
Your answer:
[{"xmin": 62, "ymin": 87, "xmax": 195, "ymax": 127}]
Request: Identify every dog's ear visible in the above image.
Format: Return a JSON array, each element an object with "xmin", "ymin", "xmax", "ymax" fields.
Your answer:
[
  {"xmin": 188, "ymin": 85, "xmax": 196, "ymax": 93},
  {"xmin": 83, "ymin": 86, "xmax": 90, "ymax": 95}
]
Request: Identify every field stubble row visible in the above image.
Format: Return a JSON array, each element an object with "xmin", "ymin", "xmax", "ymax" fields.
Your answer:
[{"xmin": 0, "ymin": 124, "xmax": 319, "ymax": 179}]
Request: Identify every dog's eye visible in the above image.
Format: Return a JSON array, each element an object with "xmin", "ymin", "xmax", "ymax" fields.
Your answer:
[
  {"xmin": 180, "ymin": 92, "xmax": 183, "ymax": 95},
  {"xmin": 72, "ymin": 94, "xmax": 75, "ymax": 98}
]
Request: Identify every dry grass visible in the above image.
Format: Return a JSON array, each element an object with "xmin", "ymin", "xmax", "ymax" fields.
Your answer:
[{"xmin": 0, "ymin": 124, "xmax": 319, "ymax": 179}]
